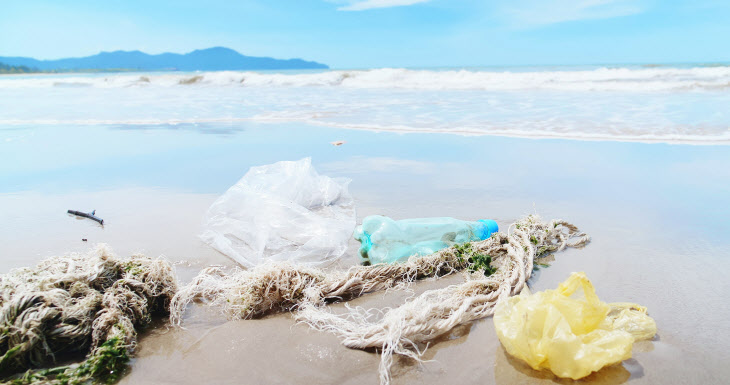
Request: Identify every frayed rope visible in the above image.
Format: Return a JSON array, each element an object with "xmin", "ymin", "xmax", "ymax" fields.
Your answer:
[{"xmin": 0, "ymin": 246, "xmax": 177, "ymax": 385}]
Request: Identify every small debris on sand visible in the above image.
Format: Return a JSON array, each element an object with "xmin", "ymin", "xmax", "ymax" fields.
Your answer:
[{"xmin": 68, "ymin": 209, "xmax": 104, "ymax": 225}]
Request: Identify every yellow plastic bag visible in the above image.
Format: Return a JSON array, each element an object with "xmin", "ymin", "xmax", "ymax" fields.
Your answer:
[{"xmin": 494, "ymin": 272, "xmax": 657, "ymax": 380}]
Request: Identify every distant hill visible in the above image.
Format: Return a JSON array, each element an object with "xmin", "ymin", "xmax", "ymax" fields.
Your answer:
[
  {"xmin": 0, "ymin": 47, "xmax": 328, "ymax": 72},
  {"xmin": 0, "ymin": 62, "xmax": 40, "ymax": 74}
]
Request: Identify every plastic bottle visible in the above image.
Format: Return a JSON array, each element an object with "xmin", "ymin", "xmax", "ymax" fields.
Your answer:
[{"xmin": 353, "ymin": 216, "xmax": 499, "ymax": 265}]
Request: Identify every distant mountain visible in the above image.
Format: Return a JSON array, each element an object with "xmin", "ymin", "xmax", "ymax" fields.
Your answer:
[
  {"xmin": 0, "ymin": 47, "xmax": 328, "ymax": 72},
  {"xmin": 0, "ymin": 62, "xmax": 39, "ymax": 74}
]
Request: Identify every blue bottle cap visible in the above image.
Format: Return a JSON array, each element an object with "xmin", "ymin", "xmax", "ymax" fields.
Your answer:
[{"xmin": 475, "ymin": 219, "xmax": 499, "ymax": 240}]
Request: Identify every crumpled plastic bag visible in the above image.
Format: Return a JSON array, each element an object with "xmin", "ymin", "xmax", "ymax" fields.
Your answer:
[
  {"xmin": 494, "ymin": 272, "xmax": 657, "ymax": 380},
  {"xmin": 200, "ymin": 158, "xmax": 356, "ymax": 268}
]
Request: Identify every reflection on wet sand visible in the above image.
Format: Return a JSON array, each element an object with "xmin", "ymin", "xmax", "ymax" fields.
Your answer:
[{"xmin": 494, "ymin": 345, "xmax": 635, "ymax": 385}]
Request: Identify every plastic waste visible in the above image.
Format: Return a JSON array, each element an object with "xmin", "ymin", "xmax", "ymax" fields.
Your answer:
[
  {"xmin": 200, "ymin": 158, "xmax": 356, "ymax": 268},
  {"xmin": 494, "ymin": 272, "xmax": 657, "ymax": 380},
  {"xmin": 353, "ymin": 216, "xmax": 498, "ymax": 264}
]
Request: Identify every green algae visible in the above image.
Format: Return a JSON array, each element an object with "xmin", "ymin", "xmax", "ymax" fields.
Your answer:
[
  {"xmin": 0, "ymin": 249, "xmax": 177, "ymax": 385},
  {"xmin": 453, "ymin": 243, "xmax": 496, "ymax": 276}
]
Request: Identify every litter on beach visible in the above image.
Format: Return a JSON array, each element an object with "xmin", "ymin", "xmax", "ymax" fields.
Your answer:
[
  {"xmin": 0, "ymin": 246, "xmax": 176, "ymax": 384},
  {"xmin": 199, "ymin": 158, "xmax": 355, "ymax": 268},
  {"xmin": 67, "ymin": 209, "xmax": 104, "ymax": 225},
  {"xmin": 2, "ymin": 210, "xmax": 656, "ymax": 385},
  {"xmin": 494, "ymin": 272, "xmax": 657, "ymax": 380},
  {"xmin": 354, "ymin": 215, "xmax": 499, "ymax": 264},
  {"xmin": 172, "ymin": 215, "xmax": 590, "ymax": 384}
]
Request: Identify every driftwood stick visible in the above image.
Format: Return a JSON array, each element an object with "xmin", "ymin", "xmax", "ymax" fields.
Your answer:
[{"xmin": 67, "ymin": 209, "xmax": 104, "ymax": 225}]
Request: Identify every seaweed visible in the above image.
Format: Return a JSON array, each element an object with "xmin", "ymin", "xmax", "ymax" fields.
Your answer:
[
  {"xmin": 3, "ymin": 336, "xmax": 129, "ymax": 385},
  {"xmin": 453, "ymin": 243, "xmax": 497, "ymax": 277},
  {"xmin": 0, "ymin": 247, "xmax": 176, "ymax": 385},
  {"xmin": 64, "ymin": 336, "xmax": 130, "ymax": 384}
]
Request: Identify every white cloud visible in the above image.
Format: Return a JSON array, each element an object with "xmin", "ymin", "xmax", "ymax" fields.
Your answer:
[
  {"xmin": 502, "ymin": 0, "xmax": 644, "ymax": 28},
  {"xmin": 338, "ymin": 0, "xmax": 431, "ymax": 12}
]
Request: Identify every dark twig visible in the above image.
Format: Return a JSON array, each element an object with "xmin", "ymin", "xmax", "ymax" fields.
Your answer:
[{"xmin": 67, "ymin": 210, "xmax": 104, "ymax": 225}]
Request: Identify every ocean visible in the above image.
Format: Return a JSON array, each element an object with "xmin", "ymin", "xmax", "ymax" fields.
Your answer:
[{"xmin": 1, "ymin": 64, "xmax": 729, "ymax": 144}]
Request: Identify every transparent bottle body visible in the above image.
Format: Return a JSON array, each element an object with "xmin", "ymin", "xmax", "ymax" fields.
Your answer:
[{"xmin": 354, "ymin": 216, "xmax": 498, "ymax": 264}]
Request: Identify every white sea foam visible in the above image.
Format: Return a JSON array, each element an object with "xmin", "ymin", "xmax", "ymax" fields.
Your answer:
[
  {"xmin": 1, "ymin": 67, "xmax": 728, "ymax": 144},
  {"xmin": 1, "ymin": 66, "xmax": 730, "ymax": 91}
]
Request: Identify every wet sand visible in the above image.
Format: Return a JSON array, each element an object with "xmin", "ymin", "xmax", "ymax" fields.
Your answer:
[{"xmin": 2, "ymin": 122, "xmax": 729, "ymax": 384}]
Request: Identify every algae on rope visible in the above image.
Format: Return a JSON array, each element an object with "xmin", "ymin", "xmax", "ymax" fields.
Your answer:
[
  {"xmin": 0, "ymin": 246, "xmax": 177, "ymax": 385},
  {"xmin": 453, "ymin": 242, "xmax": 496, "ymax": 276}
]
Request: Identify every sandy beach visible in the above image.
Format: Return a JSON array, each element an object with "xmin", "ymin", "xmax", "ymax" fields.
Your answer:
[{"xmin": 2, "ymin": 122, "xmax": 729, "ymax": 384}]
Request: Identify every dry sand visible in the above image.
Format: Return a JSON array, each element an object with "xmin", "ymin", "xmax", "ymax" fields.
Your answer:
[{"xmin": 2, "ymin": 123, "xmax": 729, "ymax": 384}]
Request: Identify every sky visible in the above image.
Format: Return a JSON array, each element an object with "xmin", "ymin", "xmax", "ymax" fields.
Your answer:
[{"xmin": 1, "ymin": 0, "xmax": 729, "ymax": 68}]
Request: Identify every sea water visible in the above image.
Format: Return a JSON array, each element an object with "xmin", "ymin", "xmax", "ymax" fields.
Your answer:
[{"xmin": 1, "ymin": 64, "xmax": 729, "ymax": 144}]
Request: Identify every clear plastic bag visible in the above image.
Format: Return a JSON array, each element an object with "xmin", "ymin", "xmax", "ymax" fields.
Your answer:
[
  {"xmin": 494, "ymin": 272, "xmax": 657, "ymax": 380},
  {"xmin": 200, "ymin": 158, "xmax": 356, "ymax": 268}
]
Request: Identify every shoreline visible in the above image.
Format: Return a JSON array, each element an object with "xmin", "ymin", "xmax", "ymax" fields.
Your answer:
[{"xmin": 2, "ymin": 119, "xmax": 729, "ymax": 145}]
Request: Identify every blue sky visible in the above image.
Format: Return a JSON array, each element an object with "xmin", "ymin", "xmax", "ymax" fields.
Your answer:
[{"xmin": 1, "ymin": 0, "xmax": 729, "ymax": 68}]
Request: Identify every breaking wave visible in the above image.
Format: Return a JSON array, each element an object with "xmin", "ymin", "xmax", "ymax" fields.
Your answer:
[
  {"xmin": 2, "ymin": 66, "xmax": 730, "ymax": 91},
  {"xmin": 1, "ymin": 65, "xmax": 729, "ymax": 145}
]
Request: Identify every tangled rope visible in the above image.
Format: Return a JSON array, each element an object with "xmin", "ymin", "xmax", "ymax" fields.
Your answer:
[
  {"xmin": 0, "ymin": 246, "xmax": 177, "ymax": 385},
  {"xmin": 171, "ymin": 215, "xmax": 589, "ymax": 384},
  {"xmin": 170, "ymin": 243, "xmax": 468, "ymax": 324}
]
